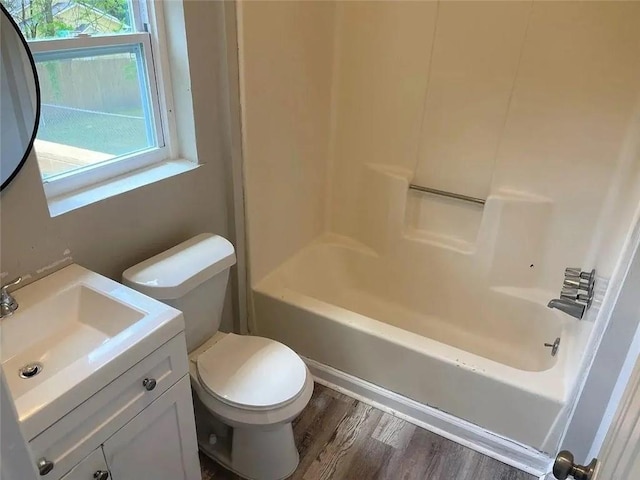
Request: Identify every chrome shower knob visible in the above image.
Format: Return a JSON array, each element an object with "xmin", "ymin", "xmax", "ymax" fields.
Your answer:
[
  {"xmin": 560, "ymin": 288, "xmax": 579, "ymax": 300},
  {"xmin": 582, "ymin": 269, "xmax": 596, "ymax": 293},
  {"xmin": 564, "ymin": 268, "xmax": 595, "ymax": 290},
  {"xmin": 577, "ymin": 293, "xmax": 592, "ymax": 305},
  {"xmin": 563, "ymin": 278, "xmax": 580, "ymax": 289},
  {"xmin": 563, "ymin": 278, "xmax": 591, "ymax": 291},
  {"xmin": 579, "ymin": 269, "xmax": 595, "ymax": 281},
  {"xmin": 564, "ymin": 267, "xmax": 582, "ymax": 278}
]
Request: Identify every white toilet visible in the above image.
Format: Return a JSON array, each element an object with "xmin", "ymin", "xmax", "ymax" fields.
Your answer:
[{"xmin": 122, "ymin": 233, "xmax": 314, "ymax": 480}]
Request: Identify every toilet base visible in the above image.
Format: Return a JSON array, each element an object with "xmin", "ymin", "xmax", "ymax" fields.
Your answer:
[
  {"xmin": 198, "ymin": 422, "xmax": 299, "ymax": 480},
  {"xmin": 193, "ymin": 391, "xmax": 301, "ymax": 480}
]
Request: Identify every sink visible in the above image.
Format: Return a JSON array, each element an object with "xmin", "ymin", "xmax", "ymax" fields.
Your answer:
[
  {"xmin": 2, "ymin": 285, "xmax": 145, "ymax": 398},
  {"xmin": 0, "ymin": 264, "xmax": 184, "ymax": 440}
]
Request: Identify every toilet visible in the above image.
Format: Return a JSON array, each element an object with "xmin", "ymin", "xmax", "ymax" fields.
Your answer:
[{"xmin": 122, "ymin": 233, "xmax": 313, "ymax": 480}]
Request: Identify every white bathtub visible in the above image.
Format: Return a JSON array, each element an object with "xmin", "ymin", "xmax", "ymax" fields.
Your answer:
[{"xmin": 253, "ymin": 235, "xmax": 591, "ymax": 451}]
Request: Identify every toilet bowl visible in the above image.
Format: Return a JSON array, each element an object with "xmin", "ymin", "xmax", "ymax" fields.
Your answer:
[{"xmin": 123, "ymin": 234, "xmax": 313, "ymax": 480}]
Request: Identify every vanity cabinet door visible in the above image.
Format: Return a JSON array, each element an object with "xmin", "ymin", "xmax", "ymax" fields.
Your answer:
[
  {"xmin": 59, "ymin": 447, "xmax": 110, "ymax": 480},
  {"xmin": 102, "ymin": 375, "xmax": 200, "ymax": 480}
]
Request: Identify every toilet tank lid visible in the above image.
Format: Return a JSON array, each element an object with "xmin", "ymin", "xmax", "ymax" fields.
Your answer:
[{"xmin": 122, "ymin": 233, "xmax": 236, "ymax": 300}]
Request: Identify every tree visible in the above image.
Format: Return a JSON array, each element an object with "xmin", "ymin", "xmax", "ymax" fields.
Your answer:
[{"xmin": 1, "ymin": 0, "xmax": 129, "ymax": 39}]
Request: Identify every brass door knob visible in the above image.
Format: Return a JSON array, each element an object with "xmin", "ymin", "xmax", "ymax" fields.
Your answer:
[{"xmin": 553, "ymin": 450, "xmax": 598, "ymax": 480}]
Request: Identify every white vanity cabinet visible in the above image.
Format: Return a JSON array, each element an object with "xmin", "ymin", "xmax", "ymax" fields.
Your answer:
[
  {"xmin": 29, "ymin": 333, "xmax": 201, "ymax": 480},
  {"xmin": 102, "ymin": 375, "xmax": 200, "ymax": 480}
]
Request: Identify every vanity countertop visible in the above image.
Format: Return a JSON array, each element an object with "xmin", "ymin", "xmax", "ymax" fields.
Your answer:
[{"xmin": 0, "ymin": 264, "xmax": 184, "ymax": 440}]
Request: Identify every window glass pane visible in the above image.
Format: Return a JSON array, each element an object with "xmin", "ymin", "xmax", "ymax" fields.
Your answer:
[
  {"xmin": 34, "ymin": 44, "xmax": 157, "ymax": 179},
  {"xmin": 1, "ymin": 0, "xmax": 135, "ymax": 40}
]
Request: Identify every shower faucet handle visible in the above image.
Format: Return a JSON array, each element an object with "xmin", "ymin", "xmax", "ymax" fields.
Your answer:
[
  {"xmin": 563, "ymin": 277, "xmax": 591, "ymax": 291},
  {"xmin": 564, "ymin": 268, "xmax": 596, "ymax": 295},
  {"xmin": 577, "ymin": 293, "xmax": 592, "ymax": 305},
  {"xmin": 560, "ymin": 288, "xmax": 579, "ymax": 300},
  {"xmin": 580, "ymin": 269, "xmax": 595, "ymax": 281},
  {"xmin": 565, "ymin": 267, "xmax": 595, "ymax": 281},
  {"xmin": 565, "ymin": 267, "xmax": 582, "ymax": 278},
  {"xmin": 563, "ymin": 277, "xmax": 580, "ymax": 289}
]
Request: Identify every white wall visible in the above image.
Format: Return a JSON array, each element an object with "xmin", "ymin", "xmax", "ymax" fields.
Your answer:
[
  {"xmin": 490, "ymin": 1, "xmax": 640, "ymax": 290},
  {"xmin": 414, "ymin": 1, "xmax": 531, "ymax": 200},
  {"xmin": 238, "ymin": 0, "xmax": 336, "ymax": 283},
  {"xmin": 329, "ymin": 1, "xmax": 437, "ymax": 241}
]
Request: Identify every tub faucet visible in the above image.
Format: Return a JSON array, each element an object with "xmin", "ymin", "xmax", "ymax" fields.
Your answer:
[
  {"xmin": 547, "ymin": 298, "xmax": 585, "ymax": 320},
  {"xmin": 547, "ymin": 267, "xmax": 595, "ymax": 320}
]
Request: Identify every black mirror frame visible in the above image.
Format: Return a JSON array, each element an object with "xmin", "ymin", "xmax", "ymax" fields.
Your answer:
[{"xmin": 0, "ymin": 3, "xmax": 41, "ymax": 192}]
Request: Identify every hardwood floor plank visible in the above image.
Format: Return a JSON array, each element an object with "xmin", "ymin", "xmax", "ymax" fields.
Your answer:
[
  {"xmin": 201, "ymin": 382, "xmax": 536, "ymax": 480},
  {"xmin": 316, "ymin": 384, "xmax": 352, "ymax": 401},
  {"xmin": 423, "ymin": 435, "xmax": 484, "ymax": 480},
  {"xmin": 301, "ymin": 402, "xmax": 382, "ymax": 480},
  {"xmin": 472, "ymin": 454, "xmax": 535, "ymax": 480},
  {"xmin": 342, "ymin": 433, "xmax": 394, "ymax": 480},
  {"xmin": 371, "ymin": 412, "xmax": 416, "ymax": 450},
  {"xmin": 377, "ymin": 424, "xmax": 447, "ymax": 480},
  {"xmin": 293, "ymin": 385, "xmax": 335, "ymax": 443},
  {"xmin": 292, "ymin": 389, "xmax": 358, "ymax": 478}
]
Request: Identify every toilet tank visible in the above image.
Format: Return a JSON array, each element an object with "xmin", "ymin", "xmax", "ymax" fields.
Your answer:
[{"xmin": 122, "ymin": 234, "xmax": 236, "ymax": 352}]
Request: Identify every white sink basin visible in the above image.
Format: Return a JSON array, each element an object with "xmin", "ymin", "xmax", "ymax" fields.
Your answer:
[{"xmin": 0, "ymin": 264, "xmax": 184, "ymax": 440}]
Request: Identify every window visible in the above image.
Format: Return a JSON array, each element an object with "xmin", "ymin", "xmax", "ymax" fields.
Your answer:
[{"xmin": 2, "ymin": 0, "xmax": 169, "ymax": 196}]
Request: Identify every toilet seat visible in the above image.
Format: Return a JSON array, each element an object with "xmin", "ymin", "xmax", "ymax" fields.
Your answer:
[{"xmin": 196, "ymin": 334, "xmax": 308, "ymax": 411}]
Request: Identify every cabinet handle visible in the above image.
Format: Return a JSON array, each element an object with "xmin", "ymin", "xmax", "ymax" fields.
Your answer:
[
  {"xmin": 94, "ymin": 471, "xmax": 109, "ymax": 480},
  {"xmin": 142, "ymin": 378, "xmax": 157, "ymax": 391},
  {"xmin": 36, "ymin": 457, "xmax": 54, "ymax": 476}
]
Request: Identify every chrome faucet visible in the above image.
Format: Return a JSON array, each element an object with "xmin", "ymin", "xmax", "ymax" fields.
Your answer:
[
  {"xmin": 547, "ymin": 268, "xmax": 595, "ymax": 320},
  {"xmin": 1, "ymin": 277, "xmax": 22, "ymax": 319},
  {"xmin": 548, "ymin": 298, "xmax": 585, "ymax": 320}
]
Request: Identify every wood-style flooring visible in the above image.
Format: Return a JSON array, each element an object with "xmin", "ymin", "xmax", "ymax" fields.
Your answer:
[{"xmin": 200, "ymin": 383, "xmax": 535, "ymax": 480}]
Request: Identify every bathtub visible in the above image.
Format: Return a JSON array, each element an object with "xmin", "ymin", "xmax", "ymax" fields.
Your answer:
[{"xmin": 252, "ymin": 235, "xmax": 591, "ymax": 451}]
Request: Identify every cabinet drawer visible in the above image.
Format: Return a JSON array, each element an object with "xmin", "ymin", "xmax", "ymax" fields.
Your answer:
[{"xmin": 30, "ymin": 333, "xmax": 188, "ymax": 480}]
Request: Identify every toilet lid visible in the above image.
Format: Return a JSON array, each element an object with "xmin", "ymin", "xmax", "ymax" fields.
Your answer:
[{"xmin": 196, "ymin": 334, "xmax": 307, "ymax": 410}]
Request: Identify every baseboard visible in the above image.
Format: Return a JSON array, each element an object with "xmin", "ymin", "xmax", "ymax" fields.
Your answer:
[{"xmin": 304, "ymin": 357, "xmax": 552, "ymax": 479}]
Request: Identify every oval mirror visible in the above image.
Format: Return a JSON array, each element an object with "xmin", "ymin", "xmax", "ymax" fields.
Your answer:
[{"xmin": 1, "ymin": 4, "xmax": 40, "ymax": 191}]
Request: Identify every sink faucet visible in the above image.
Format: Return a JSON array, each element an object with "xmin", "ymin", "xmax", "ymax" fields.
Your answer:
[
  {"xmin": 1, "ymin": 277, "xmax": 22, "ymax": 319},
  {"xmin": 548, "ymin": 298, "xmax": 585, "ymax": 320}
]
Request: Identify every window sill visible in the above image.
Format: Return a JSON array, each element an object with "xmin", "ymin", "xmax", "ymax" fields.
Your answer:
[{"xmin": 46, "ymin": 159, "xmax": 199, "ymax": 217}]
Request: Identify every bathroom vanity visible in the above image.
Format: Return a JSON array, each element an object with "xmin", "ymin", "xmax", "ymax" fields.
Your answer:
[{"xmin": 1, "ymin": 265, "xmax": 201, "ymax": 480}]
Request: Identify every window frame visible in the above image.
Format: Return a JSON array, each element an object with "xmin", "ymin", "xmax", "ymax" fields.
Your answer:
[{"xmin": 20, "ymin": 0, "xmax": 175, "ymax": 198}]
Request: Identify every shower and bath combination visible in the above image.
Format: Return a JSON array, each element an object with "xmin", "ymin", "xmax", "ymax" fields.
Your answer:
[{"xmin": 238, "ymin": 0, "xmax": 640, "ymax": 473}]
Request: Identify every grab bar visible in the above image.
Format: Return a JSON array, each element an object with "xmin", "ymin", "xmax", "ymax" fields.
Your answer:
[{"xmin": 408, "ymin": 184, "xmax": 486, "ymax": 205}]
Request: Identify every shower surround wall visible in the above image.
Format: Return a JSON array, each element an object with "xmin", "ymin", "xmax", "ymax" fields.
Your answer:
[
  {"xmin": 239, "ymin": 0, "xmax": 640, "ymax": 453},
  {"xmin": 238, "ymin": 0, "xmax": 335, "ymax": 283}
]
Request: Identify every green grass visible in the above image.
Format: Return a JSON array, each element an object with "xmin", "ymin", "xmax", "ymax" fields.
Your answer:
[{"xmin": 38, "ymin": 107, "xmax": 151, "ymax": 155}]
